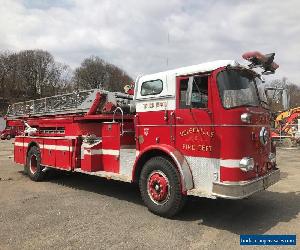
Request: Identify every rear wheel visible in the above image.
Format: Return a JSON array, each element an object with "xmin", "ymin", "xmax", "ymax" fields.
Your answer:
[
  {"xmin": 25, "ymin": 146, "xmax": 45, "ymax": 181},
  {"xmin": 139, "ymin": 156, "xmax": 186, "ymax": 218},
  {"xmin": 6, "ymin": 134, "xmax": 11, "ymax": 140}
]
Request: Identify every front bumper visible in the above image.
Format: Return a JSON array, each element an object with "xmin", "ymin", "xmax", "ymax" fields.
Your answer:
[{"xmin": 212, "ymin": 169, "xmax": 280, "ymax": 199}]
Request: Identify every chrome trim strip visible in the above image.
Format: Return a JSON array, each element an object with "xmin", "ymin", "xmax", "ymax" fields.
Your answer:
[
  {"xmin": 84, "ymin": 149, "xmax": 119, "ymax": 156},
  {"xmin": 135, "ymin": 95, "xmax": 175, "ymax": 101},
  {"xmin": 74, "ymin": 169, "xmax": 132, "ymax": 183},
  {"xmin": 170, "ymin": 150, "xmax": 194, "ymax": 191},
  {"xmin": 41, "ymin": 164, "xmax": 72, "ymax": 171},
  {"xmin": 220, "ymin": 159, "xmax": 241, "ymax": 168}
]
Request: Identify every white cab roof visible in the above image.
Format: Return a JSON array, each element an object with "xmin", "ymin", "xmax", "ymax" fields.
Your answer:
[
  {"xmin": 135, "ymin": 60, "xmax": 241, "ymax": 105},
  {"xmin": 140, "ymin": 60, "xmax": 239, "ymax": 82}
]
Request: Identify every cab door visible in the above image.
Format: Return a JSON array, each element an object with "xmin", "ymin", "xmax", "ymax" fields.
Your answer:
[{"xmin": 174, "ymin": 74, "xmax": 220, "ymax": 193}]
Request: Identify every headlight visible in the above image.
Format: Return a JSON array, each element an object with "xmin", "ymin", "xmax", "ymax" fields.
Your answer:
[
  {"xmin": 259, "ymin": 127, "xmax": 269, "ymax": 145},
  {"xmin": 239, "ymin": 157, "xmax": 255, "ymax": 172}
]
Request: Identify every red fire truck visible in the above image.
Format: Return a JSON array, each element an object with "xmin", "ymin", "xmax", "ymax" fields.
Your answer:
[{"xmin": 9, "ymin": 52, "xmax": 280, "ymax": 217}]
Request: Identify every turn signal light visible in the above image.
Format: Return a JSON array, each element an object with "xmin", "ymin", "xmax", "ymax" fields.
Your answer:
[
  {"xmin": 241, "ymin": 113, "xmax": 251, "ymax": 123},
  {"xmin": 240, "ymin": 157, "xmax": 255, "ymax": 172}
]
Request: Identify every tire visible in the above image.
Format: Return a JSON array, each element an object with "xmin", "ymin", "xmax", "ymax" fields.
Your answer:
[
  {"xmin": 139, "ymin": 156, "xmax": 186, "ymax": 218},
  {"xmin": 6, "ymin": 135, "xmax": 11, "ymax": 140},
  {"xmin": 25, "ymin": 146, "xmax": 45, "ymax": 181}
]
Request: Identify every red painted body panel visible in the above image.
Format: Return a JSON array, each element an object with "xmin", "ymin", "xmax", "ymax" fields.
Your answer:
[
  {"xmin": 15, "ymin": 136, "xmax": 75, "ymax": 170},
  {"xmin": 135, "ymin": 111, "xmax": 173, "ymax": 154},
  {"xmin": 101, "ymin": 123, "xmax": 120, "ymax": 173},
  {"xmin": 42, "ymin": 138, "xmax": 56, "ymax": 167},
  {"xmin": 174, "ymin": 75, "xmax": 218, "ymax": 158},
  {"xmin": 14, "ymin": 137, "xmax": 25, "ymax": 164},
  {"xmin": 210, "ymin": 69, "xmax": 272, "ymax": 181},
  {"xmin": 81, "ymin": 141, "xmax": 102, "ymax": 172},
  {"xmin": 55, "ymin": 139, "xmax": 73, "ymax": 170}
]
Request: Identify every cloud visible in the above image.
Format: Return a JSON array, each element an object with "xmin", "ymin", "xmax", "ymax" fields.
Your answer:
[{"xmin": 0, "ymin": 0, "xmax": 299, "ymax": 84}]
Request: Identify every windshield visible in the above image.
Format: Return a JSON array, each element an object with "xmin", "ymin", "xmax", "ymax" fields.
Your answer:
[{"xmin": 217, "ymin": 69, "xmax": 260, "ymax": 109}]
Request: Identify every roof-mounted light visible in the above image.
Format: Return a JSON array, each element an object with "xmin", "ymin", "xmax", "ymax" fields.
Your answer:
[{"xmin": 242, "ymin": 51, "xmax": 279, "ymax": 75}]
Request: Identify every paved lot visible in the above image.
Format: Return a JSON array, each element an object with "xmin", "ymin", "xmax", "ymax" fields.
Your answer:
[{"xmin": 0, "ymin": 139, "xmax": 299, "ymax": 249}]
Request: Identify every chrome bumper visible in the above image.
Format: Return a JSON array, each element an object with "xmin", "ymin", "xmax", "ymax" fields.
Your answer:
[{"xmin": 212, "ymin": 169, "xmax": 280, "ymax": 199}]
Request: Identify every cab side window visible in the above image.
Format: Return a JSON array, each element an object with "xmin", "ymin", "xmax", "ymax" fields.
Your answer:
[
  {"xmin": 141, "ymin": 79, "xmax": 163, "ymax": 96},
  {"xmin": 179, "ymin": 75, "xmax": 209, "ymax": 108}
]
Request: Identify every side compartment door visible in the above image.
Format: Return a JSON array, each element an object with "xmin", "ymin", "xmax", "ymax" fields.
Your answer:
[
  {"xmin": 102, "ymin": 123, "xmax": 121, "ymax": 173},
  {"xmin": 14, "ymin": 137, "xmax": 25, "ymax": 164},
  {"xmin": 55, "ymin": 139, "xmax": 73, "ymax": 170},
  {"xmin": 42, "ymin": 138, "xmax": 56, "ymax": 167}
]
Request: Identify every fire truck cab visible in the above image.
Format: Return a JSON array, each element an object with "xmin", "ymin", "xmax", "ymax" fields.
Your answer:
[{"xmin": 11, "ymin": 56, "xmax": 280, "ymax": 217}]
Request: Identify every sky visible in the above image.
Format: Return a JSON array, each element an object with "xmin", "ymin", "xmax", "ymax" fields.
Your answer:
[{"xmin": 0, "ymin": 0, "xmax": 299, "ymax": 84}]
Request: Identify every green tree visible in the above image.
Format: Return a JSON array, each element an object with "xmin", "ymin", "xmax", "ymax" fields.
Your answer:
[
  {"xmin": 0, "ymin": 49, "xmax": 72, "ymax": 115},
  {"xmin": 74, "ymin": 56, "xmax": 132, "ymax": 91}
]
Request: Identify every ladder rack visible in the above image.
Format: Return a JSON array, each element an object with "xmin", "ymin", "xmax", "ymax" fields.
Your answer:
[{"xmin": 6, "ymin": 89, "xmax": 132, "ymax": 118}]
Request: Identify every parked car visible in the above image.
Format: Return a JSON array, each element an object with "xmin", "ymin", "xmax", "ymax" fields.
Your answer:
[{"xmin": 0, "ymin": 126, "xmax": 22, "ymax": 140}]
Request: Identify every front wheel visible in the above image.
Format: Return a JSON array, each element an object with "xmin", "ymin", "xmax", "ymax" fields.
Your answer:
[{"xmin": 139, "ymin": 156, "xmax": 186, "ymax": 218}]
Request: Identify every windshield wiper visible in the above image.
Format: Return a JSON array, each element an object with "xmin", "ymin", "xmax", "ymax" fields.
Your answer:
[{"xmin": 259, "ymin": 100, "xmax": 270, "ymax": 109}]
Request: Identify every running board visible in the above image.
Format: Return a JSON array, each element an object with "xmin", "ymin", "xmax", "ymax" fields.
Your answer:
[
  {"xmin": 74, "ymin": 168, "xmax": 132, "ymax": 183},
  {"xmin": 187, "ymin": 189, "xmax": 217, "ymax": 199}
]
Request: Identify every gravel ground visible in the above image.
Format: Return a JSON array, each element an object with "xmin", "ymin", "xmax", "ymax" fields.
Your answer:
[{"xmin": 0, "ymin": 139, "xmax": 299, "ymax": 249}]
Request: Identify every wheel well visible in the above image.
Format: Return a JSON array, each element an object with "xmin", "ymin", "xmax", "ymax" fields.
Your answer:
[
  {"xmin": 133, "ymin": 149, "xmax": 176, "ymax": 183},
  {"xmin": 27, "ymin": 142, "xmax": 39, "ymax": 156}
]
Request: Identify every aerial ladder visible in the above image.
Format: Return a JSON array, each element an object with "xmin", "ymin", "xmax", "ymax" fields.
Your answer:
[{"xmin": 6, "ymin": 88, "xmax": 134, "ymax": 118}]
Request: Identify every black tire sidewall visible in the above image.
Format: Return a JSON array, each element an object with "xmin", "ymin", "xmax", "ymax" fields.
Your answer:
[
  {"xmin": 26, "ymin": 146, "xmax": 44, "ymax": 181},
  {"xmin": 139, "ymin": 156, "xmax": 185, "ymax": 217}
]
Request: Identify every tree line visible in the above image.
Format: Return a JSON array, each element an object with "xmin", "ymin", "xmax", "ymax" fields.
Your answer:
[{"xmin": 0, "ymin": 49, "xmax": 133, "ymax": 115}]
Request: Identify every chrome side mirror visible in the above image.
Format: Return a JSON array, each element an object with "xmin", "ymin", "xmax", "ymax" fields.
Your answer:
[
  {"xmin": 282, "ymin": 89, "xmax": 290, "ymax": 110},
  {"xmin": 264, "ymin": 87, "xmax": 290, "ymax": 110},
  {"xmin": 186, "ymin": 76, "xmax": 194, "ymax": 106}
]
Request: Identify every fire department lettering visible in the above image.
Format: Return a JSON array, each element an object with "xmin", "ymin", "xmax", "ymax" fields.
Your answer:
[
  {"xmin": 182, "ymin": 143, "xmax": 212, "ymax": 152},
  {"xmin": 180, "ymin": 127, "xmax": 215, "ymax": 138}
]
